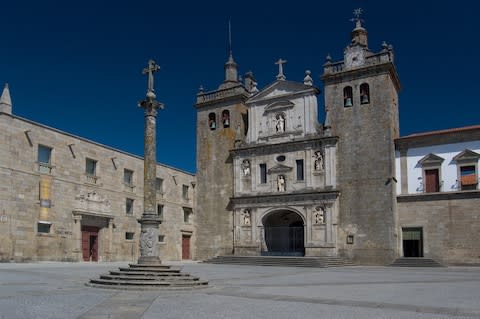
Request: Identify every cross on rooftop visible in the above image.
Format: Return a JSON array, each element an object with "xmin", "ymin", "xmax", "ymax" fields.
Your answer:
[
  {"xmin": 275, "ymin": 58, "xmax": 287, "ymax": 80},
  {"xmin": 350, "ymin": 8, "xmax": 364, "ymax": 27}
]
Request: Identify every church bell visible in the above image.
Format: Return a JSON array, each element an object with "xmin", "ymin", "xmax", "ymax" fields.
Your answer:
[{"xmin": 344, "ymin": 98, "xmax": 353, "ymax": 107}]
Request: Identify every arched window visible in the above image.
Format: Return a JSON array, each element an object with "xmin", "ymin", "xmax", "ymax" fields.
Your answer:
[
  {"xmin": 208, "ymin": 113, "xmax": 216, "ymax": 130},
  {"xmin": 221, "ymin": 110, "xmax": 230, "ymax": 128},
  {"xmin": 360, "ymin": 83, "xmax": 370, "ymax": 104},
  {"xmin": 343, "ymin": 86, "xmax": 353, "ymax": 107}
]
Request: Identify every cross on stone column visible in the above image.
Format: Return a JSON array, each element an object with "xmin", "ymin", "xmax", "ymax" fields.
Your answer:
[
  {"xmin": 142, "ymin": 60, "xmax": 160, "ymax": 99},
  {"xmin": 275, "ymin": 58, "xmax": 287, "ymax": 80}
]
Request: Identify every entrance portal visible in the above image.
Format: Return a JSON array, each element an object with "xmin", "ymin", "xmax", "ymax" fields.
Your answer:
[
  {"xmin": 82, "ymin": 226, "xmax": 99, "ymax": 261},
  {"xmin": 262, "ymin": 210, "xmax": 305, "ymax": 256},
  {"xmin": 402, "ymin": 227, "xmax": 423, "ymax": 257},
  {"xmin": 182, "ymin": 235, "xmax": 191, "ymax": 260}
]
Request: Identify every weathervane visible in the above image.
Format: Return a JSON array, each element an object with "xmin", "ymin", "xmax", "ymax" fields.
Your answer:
[{"xmin": 350, "ymin": 8, "xmax": 364, "ymax": 27}]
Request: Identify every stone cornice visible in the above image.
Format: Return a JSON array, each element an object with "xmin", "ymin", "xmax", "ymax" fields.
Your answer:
[
  {"xmin": 231, "ymin": 190, "xmax": 340, "ymax": 207},
  {"xmin": 195, "ymin": 85, "xmax": 249, "ymax": 108},
  {"xmin": 397, "ymin": 190, "xmax": 480, "ymax": 202},
  {"xmin": 231, "ymin": 136, "xmax": 338, "ymax": 157}
]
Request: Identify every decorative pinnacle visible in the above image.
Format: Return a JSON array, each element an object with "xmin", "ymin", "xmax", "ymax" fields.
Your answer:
[{"xmin": 142, "ymin": 60, "xmax": 160, "ymax": 100}]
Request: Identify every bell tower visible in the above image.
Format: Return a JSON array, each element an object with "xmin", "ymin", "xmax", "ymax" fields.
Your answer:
[
  {"xmin": 322, "ymin": 9, "xmax": 401, "ymax": 264},
  {"xmin": 194, "ymin": 42, "xmax": 250, "ymax": 259}
]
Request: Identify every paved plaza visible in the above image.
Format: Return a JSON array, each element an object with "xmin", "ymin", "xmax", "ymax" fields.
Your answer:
[{"xmin": 0, "ymin": 261, "xmax": 479, "ymax": 319}]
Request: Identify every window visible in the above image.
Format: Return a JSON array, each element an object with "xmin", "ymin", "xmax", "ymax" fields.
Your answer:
[
  {"xmin": 460, "ymin": 165, "xmax": 477, "ymax": 190},
  {"xmin": 182, "ymin": 185, "xmax": 189, "ymax": 200},
  {"xmin": 360, "ymin": 83, "xmax": 370, "ymax": 104},
  {"xmin": 125, "ymin": 232, "xmax": 134, "ymax": 240},
  {"xmin": 276, "ymin": 155, "xmax": 286, "ymax": 162},
  {"xmin": 37, "ymin": 222, "xmax": 51, "ymax": 234},
  {"xmin": 157, "ymin": 204, "xmax": 164, "ymax": 220},
  {"xmin": 296, "ymin": 159, "xmax": 304, "ymax": 181},
  {"xmin": 222, "ymin": 110, "xmax": 230, "ymax": 128},
  {"xmin": 156, "ymin": 178, "xmax": 164, "ymax": 193},
  {"xmin": 158, "ymin": 235, "xmax": 165, "ymax": 243},
  {"xmin": 125, "ymin": 198, "xmax": 134, "ymax": 215},
  {"xmin": 343, "ymin": 86, "xmax": 353, "ymax": 107},
  {"xmin": 85, "ymin": 158, "xmax": 98, "ymax": 183},
  {"xmin": 260, "ymin": 163, "xmax": 267, "ymax": 184},
  {"xmin": 124, "ymin": 169, "xmax": 134, "ymax": 187},
  {"xmin": 183, "ymin": 207, "xmax": 192, "ymax": 223},
  {"xmin": 38, "ymin": 145, "xmax": 52, "ymax": 174},
  {"xmin": 208, "ymin": 112, "xmax": 216, "ymax": 130}
]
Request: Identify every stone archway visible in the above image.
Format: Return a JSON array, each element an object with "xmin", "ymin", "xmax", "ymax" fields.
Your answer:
[{"xmin": 261, "ymin": 209, "xmax": 305, "ymax": 256}]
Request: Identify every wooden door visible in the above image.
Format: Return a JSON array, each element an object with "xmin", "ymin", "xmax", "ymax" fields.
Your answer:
[
  {"xmin": 81, "ymin": 226, "xmax": 99, "ymax": 261},
  {"xmin": 425, "ymin": 169, "xmax": 439, "ymax": 193},
  {"xmin": 182, "ymin": 235, "xmax": 190, "ymax": 260}
]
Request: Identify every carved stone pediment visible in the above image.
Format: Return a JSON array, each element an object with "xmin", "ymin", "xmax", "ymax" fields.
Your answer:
[
  {"xmin": 418, "ymin": 153, "xmax": 444, "ymax": 166},
  {"xmin": 263, "ymin": 100, "xmax": 295, "ymax": 114},
  {"xmin": 247, "ymin": 80, "xmax": 318, "ymax": 104},
  {"xmin": 453, "ymin": 149, "xmax": 480, "ymax": 163},
  {"xmin": 268, "ymin": 164, "xmax": 293, "ymax": 174},
  {"xmin": 74, "ymin": 190, "xmax": 112, "ymax": 216}
]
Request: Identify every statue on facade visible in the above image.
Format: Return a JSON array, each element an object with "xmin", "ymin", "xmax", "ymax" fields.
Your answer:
[
  {"xmin": 275, "ymin": 113, "xmax": 285, "ymax": 133},
  {"xmin": 314, "ymin": 206, "xmax": 325, "ymax": 224},
  {"xmin": 243, "ymin": 209, "xmax": 251, "ymax": 225},
  {"xmin": 241, "ymin": 159, "xmax": 251, "ymax": 176},
  {"xmin": 277, "ymin": 175, "xmax": 286, "ymax": 192},
  {"xmin": 313, "ymin": 151, "xmax": 324, "ymax": 171}
]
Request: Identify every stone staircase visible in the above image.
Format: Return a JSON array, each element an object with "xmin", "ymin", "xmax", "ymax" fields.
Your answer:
[
  {"xmin": 87, "ymin": 263, "xmax": 208, "ymax": 289},
  {"xmin": 203, "ymin": 255, "xmax": 354, "ymax": 268},
  {"xmin": 389, "ymin": 257, "xmax": 445, "ymax": 267}
]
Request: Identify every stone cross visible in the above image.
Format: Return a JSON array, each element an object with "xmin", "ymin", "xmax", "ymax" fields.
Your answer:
[
  {"xmin": 275, "ymin": 58, "xmax": 287, "ymax": 80},
  {"xmin": 142, "ymin": 60, "xmax": 160, "ymax": 98}
]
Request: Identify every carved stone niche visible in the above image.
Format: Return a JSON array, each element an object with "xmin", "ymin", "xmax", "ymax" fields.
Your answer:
[
  {"xmin": 241, "ymin": 159, "xmax": 251, "ymax": 178},
  {"xmin": 312, "ymin": 206, "xmax": 326, "ymax": 226},
  {"xmin": 312, "ymin": 149, "xmax": 325, "ymax": 175},
  {"xmin": 241, "ymin": 209, "xmax": 251, "ymax": 227},
  {"xmin": 73, "ymin": 190, "xmax": 112, "ymax": 216}
]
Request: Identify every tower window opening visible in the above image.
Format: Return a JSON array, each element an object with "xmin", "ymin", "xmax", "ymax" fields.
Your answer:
[
  {"xmin": 343, "ymin": 86, "xmax": 353, "ymax": 107},
  {"xmin": 360, "ymin": 83, "xmax": 370, "ymax": 104},
  {"xmin": 221, "ymin": 110, "xmax": 230, "ymax": 128},
  {"xmin": 208, "ymin": 113, "xmax": 216, "ymax": 130}
]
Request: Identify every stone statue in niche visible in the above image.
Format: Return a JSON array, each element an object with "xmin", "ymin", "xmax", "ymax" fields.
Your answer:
[
  {"xmin": 277, "ymin": 175, "xmax": 286, "ymax": 192},
  {"xmin": 314, "ymin": 206, "xmax": 326, "ymax": 224},
  {"xmin": 241, "ymin": 159, "xmax": 251, "ymax": 176},
  {"xmin": 275, "ymin": 113, "xmax": 285, "ymax": 133},
  {"xmin": 243, "ymin": 209, "xmax": 251, "ymax": 225},
  {"xmin": 313, "ymin": 151, "xmax": 324, "ymax": 171}
]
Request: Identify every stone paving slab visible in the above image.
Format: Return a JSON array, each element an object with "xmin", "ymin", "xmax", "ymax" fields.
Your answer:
[{"xmin": 0, "ymin": 262, "xmax": 479, "ymax": 319}]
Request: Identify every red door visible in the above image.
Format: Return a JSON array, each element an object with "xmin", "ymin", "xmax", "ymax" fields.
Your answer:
[
  {"xmin": 81, "ymin": 226, "xmax": 99, "ymax": 261},
  {"xmin": 182, "ymin": 235, "xmax": 191, "ymax": 260},
  {"xmin": 425, "ymin": 169, "xmax": 439, "ymax": 193}
]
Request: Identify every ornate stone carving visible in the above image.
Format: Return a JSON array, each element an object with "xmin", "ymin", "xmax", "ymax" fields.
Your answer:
[
  {"xmin": 314, "ymin": 206, "xmax": 326, "ymax": 224},
  {"xmin": 277, "ymin": 175, "xmax": 286, "ymax": 192},
  {"xmin": 241, "ymin": 159, "xmax": 251, "ymax": 177},
  {"xmin": 74, "ymin": 191, "xmax": 111, "ymax": 214},
  {"xmin": 139, "ymin": 227, "xmax": 157, "ymax": 257},
  {"xmin": 313, "ymin": 150, "xmax": 324, "ymax": 171},
  {"xmin": 275, "ymin": 113, "xmax": 285, "ymax": 133},
  {"xmin": 243, "ymin": 209, "xmax": 251, "ymax": 226}
]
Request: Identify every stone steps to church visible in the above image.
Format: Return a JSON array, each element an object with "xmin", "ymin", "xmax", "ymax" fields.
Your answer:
[
  {"xmin": 89, "ymin": 278, "xmax": 208, "ymax": 288},
  {"xmin": 100, "ymin": 274, "xmax": 201, "ymax": 281},
  {"xmin": 203, "ymin": 256, "xmax": 354, "ymax": 268},
  {"xmin": 108, "ymin": 270, "xmax": 186, "ymax": 277},
  {"xmin": 118, "ymin": 267, "xmax": 181, "ymax": 273},
  {"xmin": 389, "ymin": 258, "xmax": 445, "ymax": 267}
]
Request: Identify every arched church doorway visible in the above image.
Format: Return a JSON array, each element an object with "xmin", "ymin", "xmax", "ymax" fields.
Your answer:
[{"xmin": 262, "ymin": 210, "xmax": 305, "ymax": 256}]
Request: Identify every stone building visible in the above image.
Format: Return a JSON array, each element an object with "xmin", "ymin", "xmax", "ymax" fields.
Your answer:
[
  {"xmin": 0, "ymin": 84, "xmax": 196, "ymax": 262},
  {"xmin": 195, "ymin": 16, "xmax": 479, "ymax": 265}
]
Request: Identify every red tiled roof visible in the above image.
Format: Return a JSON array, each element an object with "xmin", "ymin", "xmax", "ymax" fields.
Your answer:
[{"xmin": 398, "ymin": 125, "xmax": 480, "ymax": 140}]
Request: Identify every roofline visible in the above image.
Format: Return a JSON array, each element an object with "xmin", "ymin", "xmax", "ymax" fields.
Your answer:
[{"xmin": 0, "ymin": 111, "xmax": 195, "ymax": 176}]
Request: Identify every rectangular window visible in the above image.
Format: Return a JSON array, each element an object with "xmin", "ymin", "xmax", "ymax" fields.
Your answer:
[
  {"xmin": 296, "ymin": 159, "xmax": 304, "ymax": 181},
  {"xmin": 460, "ymin": 165, "xmax": 477, "ymax": 190},
  {"xmin": 85, "ymin": 158, "xmax": 97, "ymax": 176},
  {"xmin": 37, "ymin": 222, "xmax": 51, "ymax": 234},
  {"xmin": 182, "ymin": 185, "xmax": 189, "ymax": 200},
  {"xmin": 156, "ymin": 178, "xmax": 164, "ymax": 193},
  {"xmin": 38, "ymin": 145, "xmax": 53, "ymax": 174},
  {"xmin": 158, "ymin": 235, "xmax": 165, "ymax": 243},
  {"xmin": 124, "ymin": 169, "xmax": 134, "ymax": 186},
  {"xmin": 157, "ymin": 204, "xmax": 164, "ymax": 220},
  {"xmin": 260, "ymin": 163, "xmax": 267, "ymax": 184},
  {"xmin": 125, "ymin": 232, "xmax": 134, "ymax": 240},
  {"xmin": 125, "ymin": 198, "xmax": 134, "ymax": 215},
  {"xmin": 183, "ymin": 208, "xmax": 192, "ymax": 223}
]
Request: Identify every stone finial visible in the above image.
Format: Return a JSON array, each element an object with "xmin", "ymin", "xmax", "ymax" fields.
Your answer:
[
  {"xmin": 0, "ymin": 83, "xmax": 12, "ymax": 114},
  {"xmin": 303, "ymin": 70, "xmax": 313, "ymax": 86},
  {"xmin": 198, "ymin": 85, "xmax": 204, "ymax": 94},
  {"xmin": 381, "ymin": 41, "xmax": 388, "ymax": 52},
  {"xmin": 325, "ymin": 54, "xmax": 332, "ymax": 64},
  {"xmin": 275, "ymin": 58, "xmax": 287, "ymax": 81}
]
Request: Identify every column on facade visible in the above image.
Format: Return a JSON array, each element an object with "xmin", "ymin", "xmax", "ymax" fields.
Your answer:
[{"xmin": 72, "ymin": 214, "xmax": 82, "ymax": 261}]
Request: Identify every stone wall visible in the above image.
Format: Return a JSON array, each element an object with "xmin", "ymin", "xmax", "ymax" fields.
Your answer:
[
  {"xmin": 398, "ymin": 192, "xmax": 480, "ymax": 265},
  {"xmin": 0, "ymin": 113, "xmax": 195, "ymax": 262}
]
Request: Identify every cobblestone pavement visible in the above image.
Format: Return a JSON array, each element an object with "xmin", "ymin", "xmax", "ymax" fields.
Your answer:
[{"xmin": 0, "ymin": 261, "xmax": 479, "ymax": 319}]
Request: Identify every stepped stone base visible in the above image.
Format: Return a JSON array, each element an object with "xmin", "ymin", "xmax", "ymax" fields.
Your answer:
[
  {"xmin": 203, "ymin": 255, "xmax": 354, "ymax": 268},
  {"xmin": 389, "ymin": 257, "xmax": 445, "ymax": 267},
  {"xmin": 87, "ymin": 263, "xmax": 208, "ymax": 290}
]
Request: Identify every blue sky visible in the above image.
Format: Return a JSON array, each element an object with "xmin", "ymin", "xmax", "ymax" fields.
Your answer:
[{"xmin": 1, "ymin": 1, "xmax": 478, "ymax": 173}]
